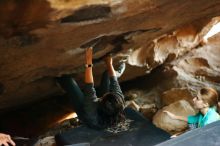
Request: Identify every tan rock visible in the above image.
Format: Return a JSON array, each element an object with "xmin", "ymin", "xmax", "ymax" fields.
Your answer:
[
  {"xmin": 153, "ymin": 100, "xmax": 195, "ymax": 134},
  {"xmin": 139, "ymin": 104, "xmax": 157, "ymax": 120},
  {"xmin": 124, "ymin": 89, "xmax": 159, "ymax": 106},
  {"xmin": 161, "ymin": 88, "xmax": 194, "ymax": 106}
]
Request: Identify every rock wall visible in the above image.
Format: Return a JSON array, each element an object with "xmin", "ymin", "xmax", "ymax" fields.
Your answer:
[{"xmin": 0, "ymin": 0, "xmax": 220, "ymax": 111}]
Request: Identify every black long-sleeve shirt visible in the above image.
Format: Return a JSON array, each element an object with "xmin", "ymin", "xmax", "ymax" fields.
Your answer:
[{"xmin": 82, "ymin": 76, "xmax": 124, "ymax": 129}]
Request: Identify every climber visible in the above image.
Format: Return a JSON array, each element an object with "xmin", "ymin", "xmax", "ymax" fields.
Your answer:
[
  {"xmin": 164, "ymin": 87, "xmax": 220, "ymax": 130},
  {"xmin": 57, "ymin": 47, "xmax": 126, "ymax": 129}
]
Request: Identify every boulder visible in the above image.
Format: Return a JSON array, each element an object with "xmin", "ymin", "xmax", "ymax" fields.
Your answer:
[{"xmin": 153, "ymin": 100, "xmax": 195, "ymax": 134}]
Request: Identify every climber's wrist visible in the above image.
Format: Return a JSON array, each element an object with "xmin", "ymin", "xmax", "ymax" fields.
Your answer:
[{"xmin": 85, "ymin": 64, "xmax": 93, "ymax": 68}]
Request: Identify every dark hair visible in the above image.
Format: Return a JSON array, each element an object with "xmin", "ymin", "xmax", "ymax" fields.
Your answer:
[
  {"xmin": 198, "ymin": 87, "xmax": 219, "ymax": 107},
  {"xmin": 98, "ymin": 92, "xmax": 125, "ymax": 128}
]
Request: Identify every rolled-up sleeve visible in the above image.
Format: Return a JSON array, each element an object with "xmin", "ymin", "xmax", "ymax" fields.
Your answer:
[
  {"xmin": 84, "ymin": 83, "xmax": 98, "ymax": 101},
  {"xmin": 83, "ymin": 83, "xmax": 98, "ymax": 118},
  {"xmin": 109, "ymin": 76, "xmax": 124, "ymax": 98},
  {"xmin": 83, "ymin": 83, "xmax": 99, "ymax": 124}
]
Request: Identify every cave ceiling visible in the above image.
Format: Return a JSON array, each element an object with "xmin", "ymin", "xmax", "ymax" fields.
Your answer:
[{"xmin": 1, "ymin": 0, "xmax": 220, "ymax": 110}]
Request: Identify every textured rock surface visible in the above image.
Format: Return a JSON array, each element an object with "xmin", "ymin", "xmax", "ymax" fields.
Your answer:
[
  {"xmin": 161, "ymin": 88, "xmax": 194, "ymax": 106},
  {"xmin": 0, "ymin": 0, "xmax": 220, "ymax": 111},
  {"xmin": 173, "ymin": 32, "xmax": 220, "ymax": 91}
]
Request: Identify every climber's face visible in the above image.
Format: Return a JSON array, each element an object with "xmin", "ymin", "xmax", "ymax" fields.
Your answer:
[{"xmin": 193, "ymin": 95, "xmax": 207, "ymax": 109}]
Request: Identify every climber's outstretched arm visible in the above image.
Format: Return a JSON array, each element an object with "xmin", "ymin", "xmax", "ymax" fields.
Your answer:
[{"xmin": 85, "ymin": 47, "xmax": 94, "ymax": 84}]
